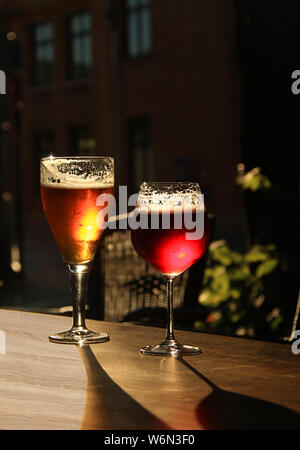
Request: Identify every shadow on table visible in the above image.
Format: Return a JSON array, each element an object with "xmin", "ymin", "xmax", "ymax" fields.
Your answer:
[
  {"xmin": 177, "ymin": 357, "xmax": 300, "ymax": 430},
  {"xmin": 78, "ymin": 345, "xmax": 170, "ymax": 430}
]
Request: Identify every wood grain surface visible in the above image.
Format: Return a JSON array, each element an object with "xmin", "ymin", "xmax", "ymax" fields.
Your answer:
[{"xmin": 0, "ymin": 309, "xmax": 299, "ymax": 430}]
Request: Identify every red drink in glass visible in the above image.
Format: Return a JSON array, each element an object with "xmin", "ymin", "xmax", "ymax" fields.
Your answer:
[
  {"xmin": 131, "ymin": 181, "xmax": 208, "ymax": 356},
  {"xmin": 131, "ymin": 209, "xmax": 209, "ymax": 276}
]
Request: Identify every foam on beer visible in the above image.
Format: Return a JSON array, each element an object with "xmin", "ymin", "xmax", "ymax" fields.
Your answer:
[
  {"xmin": 136, "ymin": 188, "xmax": 205, "ymax": 213},
  {"xmin": 133, "ymin": 183, "xmax": 205, "ymax": 239},
  {"xmin": 41, "ymin": 157, "xmax": 114, "ymax": 189}
]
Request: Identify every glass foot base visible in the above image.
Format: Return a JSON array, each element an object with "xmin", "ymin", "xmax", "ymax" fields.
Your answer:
[
  {"xmin": 140, "ymin": 340, "xmax": 201, "ymax": 356},
  {"xmin": 49, "ymin": 328, "xmax": 110, "ymax": 345}
]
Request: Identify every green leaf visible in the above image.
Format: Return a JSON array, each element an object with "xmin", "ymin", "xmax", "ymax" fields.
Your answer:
[
  {"xmin": 236, "ymin": 168, "xmax": 272, "ymax": 192},
  {"xmin": 270, "ymin": 315, "xmax": 283, "ymax": 331},
  {"xmin": 209, "ymin": 245, "xmax": 242, "ymax": 266},
  {"xmin": 231, "ymin": 312, "xmax": 246, "ymax": 323},
  {"xmin": 229, "ymin": 288, "xmax": 242, "ymax": 299},
  {"xmin": 211, "ymin": 273, "xmax": 230, "ymax": 294},
  {"xmin": 256, "ymin": 258, "xmax": 279, "ymax": 278},
  {"xmin": 228, "ymin": 265, "xmax": 250, "ymax": 280},
  {"xmin": 245, "ymin": 250, "xmax": 269, "ymax": 263}
]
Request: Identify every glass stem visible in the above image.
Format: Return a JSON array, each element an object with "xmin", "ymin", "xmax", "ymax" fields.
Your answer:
[
  {"xmin": 165, "ymin": 276, "xmax": 176, "ymax": 342},
  {"xmin": 67, "ymin": 263, "xmax": 91, "ymax": 331}
]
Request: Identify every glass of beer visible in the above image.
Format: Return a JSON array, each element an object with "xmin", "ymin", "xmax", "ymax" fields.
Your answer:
[
  {"xmin": 131, "ymin": 182, "xmax": 209, "ymax": 356},
  {"xmin": 40, "ymin": 156, "xmax": 114, "ymax": 344}
]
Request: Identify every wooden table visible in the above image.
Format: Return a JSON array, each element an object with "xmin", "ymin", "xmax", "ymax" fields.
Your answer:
[{"xmin": 0, "ymin": 308, "xmax": 299, "ymax": 430}]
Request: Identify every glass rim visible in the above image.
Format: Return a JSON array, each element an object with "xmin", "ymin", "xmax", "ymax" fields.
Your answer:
[
  {"xmin": 40, "ymin": 155, "xmax": 114, "ymax": 162},
  {"xmin": 140, "ymin": 181, "xmax": 199, "ymax": 184},
  {"xmin": 137, "ymin": 181, "xmax": 203, "ymax": 208},
  {"xmin": 139, "ymin": 181, "xmax": 201, "ymax": 188},
  {"xmin": 139, "ymin": 181, "xmax": 201, "ymax": 191}
]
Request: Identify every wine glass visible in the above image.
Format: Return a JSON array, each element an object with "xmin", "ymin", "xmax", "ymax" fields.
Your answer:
[
  {"xmin": 40, "ymin": 156, "xmax": 114, "ymax": 344},
  {"xmin": 131, "ymin": 182, "xmax": 209, "ymax": 356}
]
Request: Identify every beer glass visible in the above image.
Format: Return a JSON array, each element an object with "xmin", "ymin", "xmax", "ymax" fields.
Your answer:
[
  {"xmin": 40, "ymin": 156, "xmax": 114, "ymax": 344},
  {"xmin": 131, "ymin": 182, "xmax": 209, "ymax": 356}
]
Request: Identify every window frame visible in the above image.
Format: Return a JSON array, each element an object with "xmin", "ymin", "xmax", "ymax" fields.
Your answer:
[
  {"xmin": 31, "ymin": 20, "xmax": 54, "ymax": 86},
  {"xmin": 66, "ymin": 10, "xmax": 93, "ymax": 81},
  {"xmin": 128, "ymin": 116, "xmax": 153, "ymax": 191},
  {"xmin": 123, "ymin": 0, "xmax": 153, "ymax": 60},
  {"xmin": 69, "ymin": 123, "xmax": 97, "ymax": 156}
]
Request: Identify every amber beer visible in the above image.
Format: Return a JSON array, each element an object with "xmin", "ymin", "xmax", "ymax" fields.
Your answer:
[
  {"xmin": 41, "ymin": 184, "xmax": 114, "ymax": 264},
  {"xmin": 131, "ymin": 209, "xmax": 210, "ymax": 277}
]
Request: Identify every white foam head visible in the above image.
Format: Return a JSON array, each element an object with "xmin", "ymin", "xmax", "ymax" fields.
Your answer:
[
  {"xmin": 136, "ymin": 182, "xmax": 205, "ymax": 212},
  {"xmin": 40, "ymin": 156, "xmax": 114, "ymax": 189}
]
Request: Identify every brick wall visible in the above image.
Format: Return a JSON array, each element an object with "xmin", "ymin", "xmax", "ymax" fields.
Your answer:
[{"xmin": 1, "ymin": 0, "xmax": 246, "ymax": 245}]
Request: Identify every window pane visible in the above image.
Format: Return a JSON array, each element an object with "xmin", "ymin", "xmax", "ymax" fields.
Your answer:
[
  {"xmin": 126, "ymin": 1, "xmax": 152, "ymax": 58},
  {"xmin": 32, "ymin": 21, "xmax": 54, "ymax": 85},
  {"xmin": 127, "ymin": 0, "xmax": 150, "ymax": 6},
  {"xmin": 72, "ymin": 38, "xmax": 82, "ymax": 65},
  {"xmin": 70, "ymin": 125, "xmax": 96, "ymax": 156},
  {"xmin": 71, "ymin": 37, "xmax": 92, "ymax": 78},
  {"xmin": 35, "ymin": 22, "xmax": 53, "ymax": 41},
  {"xmin": 68, "ymin": 12, "xmax": 92, "ymax": 79},
  {"xmin": 127, "ymin": 13, "xmax": 139, "ymax": 57},
  {"xmin": 128, "ymin": 118, "xmax": 152, "ymax": 190},
  {"xmin": 141, "ymin": 9, "xmax": 152, "ymax": 53},
  {"xmin": 70, "ymin": 14, "xmax": 81, "ymax": 33},
  {"xmin": 127, "ymin": 0, "xmax": 138, "ymax": 8},
  {"xmin": 36, "ymin": 44, "xmax": 53, "ymax": 62},
  {"xmin": 82, "ymin": 36, "xmax": 92, "ymax": 66},
  {"xmin": 81, "ymin": 12, "xmax": 91, "ymax": 31},
  {"xmin": 70, "ymin": 11, "xmax": 91, "ymax": 33}
]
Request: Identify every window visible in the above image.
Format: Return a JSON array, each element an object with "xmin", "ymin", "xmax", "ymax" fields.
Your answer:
[
  {"xmin": 125, "ymin": 0, "xmax": 152, "ymax": 58},
  {"xmin": 70, "ymin": 124, "xmax": 96, "ymax": 155},
  {"xmin": 128, "ymin": 117, "xmax": 153, "ymax": 190},
  {"xmin": 34, "ymin": 130, "xmax": 54, "ymax": 191},
  {"xmin": 32, "ymin": 21, "xmax": 54, "ymax": 86},
  {"xmin": 68, "ymin": 11, "xmax": 93, "ymax": 80}
]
